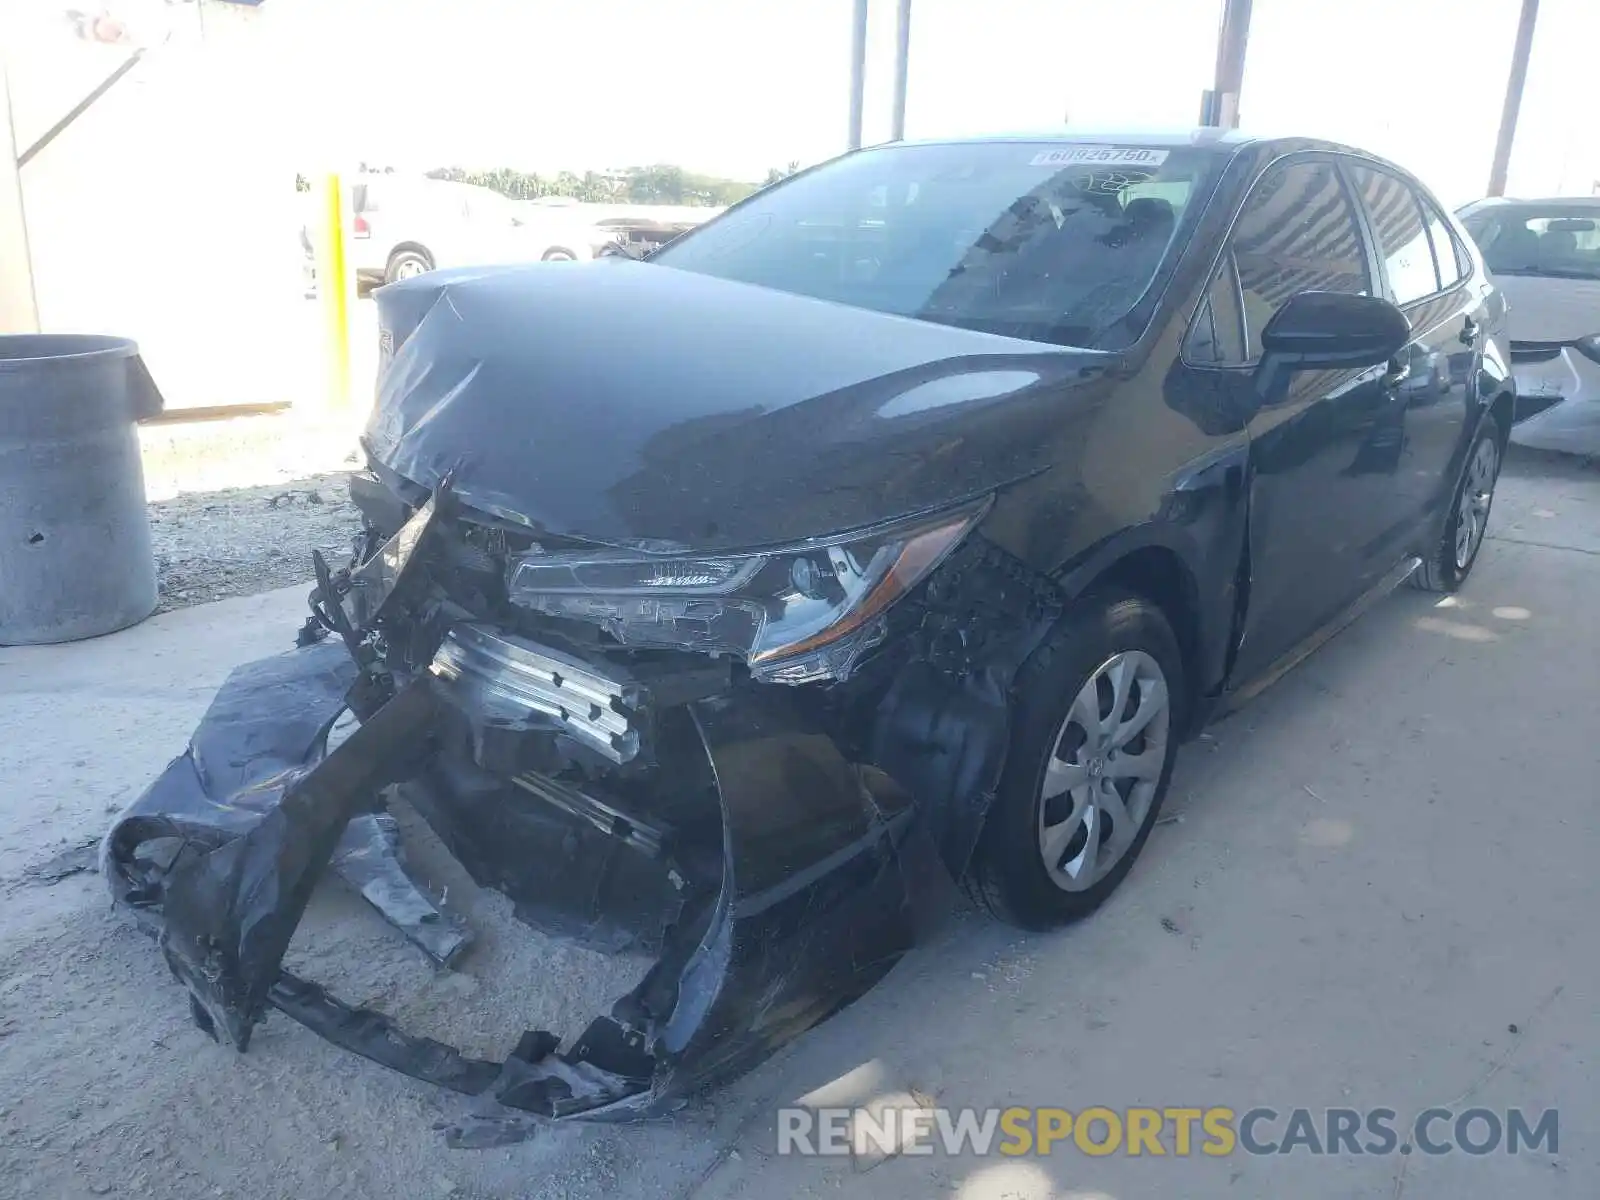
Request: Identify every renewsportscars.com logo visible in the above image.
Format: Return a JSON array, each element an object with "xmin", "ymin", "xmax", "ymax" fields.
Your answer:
[{"xmin": 776, "ymin": 1106, "xmax": 1559, "ymax": 1159}]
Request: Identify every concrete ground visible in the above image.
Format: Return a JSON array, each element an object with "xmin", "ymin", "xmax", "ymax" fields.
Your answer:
[{"xmin": 1, "ymin": 446, "xmax": 1595, "ymax": 1200}]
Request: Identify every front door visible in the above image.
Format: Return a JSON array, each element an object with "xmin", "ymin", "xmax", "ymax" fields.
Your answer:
[{"xmin": 1216, "ymin": 157, "xmax": 1402, "ymax": 684}]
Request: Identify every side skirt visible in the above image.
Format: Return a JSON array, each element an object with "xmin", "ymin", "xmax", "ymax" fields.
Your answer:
[{"xmin": 1211, "ymin": 554, "xmax": 1423, "ymax": 717}]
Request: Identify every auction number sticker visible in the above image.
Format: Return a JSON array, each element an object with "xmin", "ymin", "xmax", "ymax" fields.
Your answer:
[{"xmin": 1029, "ymin": 147, "xmax": 1170, "ymax": 167}]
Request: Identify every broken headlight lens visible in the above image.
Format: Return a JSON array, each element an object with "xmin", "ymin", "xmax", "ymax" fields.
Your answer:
[{"xmin": 505, "ymin": 500, "xmax": 989, "ymax": 683}]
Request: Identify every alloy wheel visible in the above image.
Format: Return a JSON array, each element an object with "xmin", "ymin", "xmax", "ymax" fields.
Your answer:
[
  {"xmin": 1454, "ymin": 437, "xmax": 1499, "ymax": 570},
  {"xmin": 1037, "ymin": 650, "xmax": 1171, "ymax": 892}
]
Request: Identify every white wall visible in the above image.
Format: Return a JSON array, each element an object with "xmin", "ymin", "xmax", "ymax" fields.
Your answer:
[{"xmin": 10, "ymin": 2, "xmax": 309, "ymax": 407}]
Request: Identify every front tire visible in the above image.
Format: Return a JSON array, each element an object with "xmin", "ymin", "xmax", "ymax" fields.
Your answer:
[
  {"xmin": 966, "ymin": 590, "xmax": 1185, "ymax": 929},
  {"xmin": 1411, "ymin": 419, "xmax": 1502, "ymax": 593}
]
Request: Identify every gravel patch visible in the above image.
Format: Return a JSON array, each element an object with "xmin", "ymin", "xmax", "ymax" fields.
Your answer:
[
  {"xmin": 137, "ymin": 410, "xmax": 367, "ymax": 613},
  {"xmin": 149, "ymin": 473, "xmax": 361, "ymax": 613}
]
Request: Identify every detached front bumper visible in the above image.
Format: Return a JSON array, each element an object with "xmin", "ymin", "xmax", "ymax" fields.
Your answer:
[
  {"xmin": 104, "ymin": 480, "xmax": 1053, "ymax": 1143},
  {"xmin": 103, "ymin": 625, "xmax": 926, "ymax": 1141},
  {"xmin": 1510, "ymin": 343, "xmax": 1600, "ymax": 456}
]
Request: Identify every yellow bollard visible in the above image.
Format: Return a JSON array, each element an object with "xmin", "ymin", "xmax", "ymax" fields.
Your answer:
[{"xmin": 314, "ymin": 171, "xmax": 351, "ymax": 410}]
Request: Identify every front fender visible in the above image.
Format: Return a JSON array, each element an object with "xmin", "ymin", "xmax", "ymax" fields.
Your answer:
[{"xmin": 1051, "ymin": 440, "xmax": 1250, "ymax": 704}]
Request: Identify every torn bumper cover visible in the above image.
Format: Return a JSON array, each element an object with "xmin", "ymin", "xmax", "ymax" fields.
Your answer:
[
  {"xmin": 106, "ymin": 634, "xmax": 922, "ymax": 1132},
  {"xmin": 104, "ymin": 507, "xmax": 1054, "ymax": 1138}
]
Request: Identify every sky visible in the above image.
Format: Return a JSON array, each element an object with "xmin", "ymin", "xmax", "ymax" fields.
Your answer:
[
  {"xmin": 252, "ymin": 0, "xmax": 1596, "ymax": 207},
  {"xmin": 10, "ymin": 0, "xmax": 1599, "ymax": 207},
  {"xmin": 6, "ymin": 0, "xmax": 1595, "ymax": 395}
]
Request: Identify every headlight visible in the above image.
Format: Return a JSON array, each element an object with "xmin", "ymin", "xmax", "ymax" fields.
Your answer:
[
  {"xmin": 1574, "ymin": 333, "xmax": 1600, "ymax": 366},
  {"xmin": 505, "ymin": 501, "xmax": 989, "ymax": 684}
]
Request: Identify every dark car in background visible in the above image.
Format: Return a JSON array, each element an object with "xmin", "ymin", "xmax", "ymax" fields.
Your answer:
[{"xmin": 111, "ymin": 130, "xmax": 1514, "ymax": 1131}]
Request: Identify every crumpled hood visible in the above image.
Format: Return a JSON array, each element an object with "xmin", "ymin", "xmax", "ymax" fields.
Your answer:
[
  {"xmin": 1490, "ymin": 273, "xmax": 1600, "ymax": 343},
  {"xmin": 366, "ymin": 259, "xmax": 1109, "ymax": 551}
]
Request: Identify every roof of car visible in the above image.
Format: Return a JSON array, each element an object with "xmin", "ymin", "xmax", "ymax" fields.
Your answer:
[
  {"xmin": 883, "ymin": 127, "xmax": 1370, "ymax": 155},
  {"xmin": 1460, "ymin": 195, "xmax": 1600, "ymax": 209}
]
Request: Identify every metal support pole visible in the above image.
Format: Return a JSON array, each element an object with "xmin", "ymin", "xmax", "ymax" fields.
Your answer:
[
  {"xmin": 0, "ymin": 56, "xmax": 39, "ymax": 333},
  {"xmin": 1201, "ymin": 0, "xmax": 1252, "ymax": 128},
  {"xmin": 19, "ymin": 51, "xmax": 144, "ymax": 169},
  {"xmin": 314, "ymin": 173, "xmax": 351, "ymax": 409},
  {"xmin": 847, "ymin": 0, "xmax": 869, "ymax": 150},
  {"xmin": 1487, "ymin": 0, "xmax": 1539, "ymax": 197},
  {"xmin": 890, "ymin": 0, "xmax": 912, "ymax": 142}
]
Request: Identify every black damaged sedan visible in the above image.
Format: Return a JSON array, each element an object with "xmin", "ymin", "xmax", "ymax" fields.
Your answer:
[{"xmin": 108, "ymin": 131, "xmax": 1513, "ymax": 1136}]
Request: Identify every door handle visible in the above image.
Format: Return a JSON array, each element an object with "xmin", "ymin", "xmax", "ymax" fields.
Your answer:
[
  {"xmin": 1382, "ymin": 359, "xmax": 1411, "ymax": 388},
  {"xmin": 1460, "ymin": 318, "xmax": 1480, "ymax": 345}
]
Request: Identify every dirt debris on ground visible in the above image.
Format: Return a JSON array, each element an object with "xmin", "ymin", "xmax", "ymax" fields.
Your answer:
[
  {"xmin": 11, "ymin": 836, "xmax": 101, "ymax": 890},
  {"xmin": 149, "ymin": 473, "xmax": 359, "ymax": 612},
  {"xmin": 0, "ymin": 797, "xmax": 723, "ymax": 1200},
  {"xmin": 137, "ymin": 411, "xmax": 366, "ymax": 612}
]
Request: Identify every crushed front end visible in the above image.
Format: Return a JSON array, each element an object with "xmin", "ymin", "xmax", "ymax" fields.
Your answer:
[{"xmin": 103, "ymin": 268, "xmax": 1070, "ymax": 1143}]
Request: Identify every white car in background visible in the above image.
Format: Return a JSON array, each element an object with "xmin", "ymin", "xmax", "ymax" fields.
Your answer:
[
  {"xmin": 303, "ymin": 177, "xmax": 613, "ymax": 292},
  {"xmin": 1459, "ymin": 196, "xmax": 1600, "ymax": 456}
]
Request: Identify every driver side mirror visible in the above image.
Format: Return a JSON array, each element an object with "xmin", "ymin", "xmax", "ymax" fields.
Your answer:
[{"xmin": 1260, "ymin": 291, "xmax": 1411, "ymax": 369}]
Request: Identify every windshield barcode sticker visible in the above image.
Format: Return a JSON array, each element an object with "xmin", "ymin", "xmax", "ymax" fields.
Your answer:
[{"xmin": 1030, "ymin": 147, "xmax": 1170, "ymax": 167}]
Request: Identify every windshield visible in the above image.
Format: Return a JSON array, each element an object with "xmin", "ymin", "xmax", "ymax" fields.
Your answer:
[
  {"xmin": 1462, "ymin": 204, "xmax": 1600, "ymax": 281},
  {"xmin": 651, "ymin": 142, "xmax": 1216, "ymax": 349}
]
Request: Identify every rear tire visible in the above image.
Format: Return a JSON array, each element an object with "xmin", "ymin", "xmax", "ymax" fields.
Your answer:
[
  {"xmin": 1410, "ymin": 419, "xmax": 1502, "ymax": 593},
  {"xmin": 541, "ymin": 247, "xmax": 578, "ymax": 262},
  {"xmin": 965, "ymin": 589, "xmax": 1185, "ymax": 929}
]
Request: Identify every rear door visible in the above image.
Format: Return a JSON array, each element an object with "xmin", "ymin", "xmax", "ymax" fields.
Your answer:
[
  {"xmin": 1343, "ymin": 163, "xmax": 1477, "ymax": 542},
  {"xmin": 1187, "ymin": 156, "xmax": 1401, "ymax": 684}
]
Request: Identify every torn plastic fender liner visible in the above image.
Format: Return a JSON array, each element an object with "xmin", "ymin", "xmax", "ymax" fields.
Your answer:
[
  {"xmin": 157, "ymin": 678, "xmax": 438, "ymax": 1049},
  {"xmin": 869, "ymin": 537, "xmax": 1066, "ymax": 881}
]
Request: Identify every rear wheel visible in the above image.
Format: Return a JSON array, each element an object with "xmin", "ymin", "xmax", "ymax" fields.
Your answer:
[
  {"xmin": 384, "ymin": 247, "xmax": 434, "ymax": 284},
  {"xmin": 1411, "ymin": 420, "xmax": 1501, "ymax": 593},
  {"xmin": 541, "ymin": 247, "xmax": 578, "ymax": 262},
  {"xmin": 966, "ymin": 590, "xmax": 1184, "ymax": 929}
]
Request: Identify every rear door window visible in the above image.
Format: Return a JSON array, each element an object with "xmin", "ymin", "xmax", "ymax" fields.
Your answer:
[
  {"xmin": 1421, "ymin": 198, "xmax": 1466, "ymax": 290},
  {"xmin": 1347, "ymin": 165, "xmax": 1440, "ymax": 305}
]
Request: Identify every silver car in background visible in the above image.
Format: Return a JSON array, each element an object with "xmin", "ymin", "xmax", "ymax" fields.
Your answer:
[
  {"xmin": 302, "ymin": 177, "xmax": 614, "ymax": 294},
  {"xmin": 1459, "ymin": 196, "xmax": 1600, "ymax": 456}
]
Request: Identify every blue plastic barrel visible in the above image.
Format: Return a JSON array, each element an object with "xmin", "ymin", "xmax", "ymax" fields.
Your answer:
[{"xmin": 0, "ymin": 335, "xmax": 164, "ymax": 644}]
